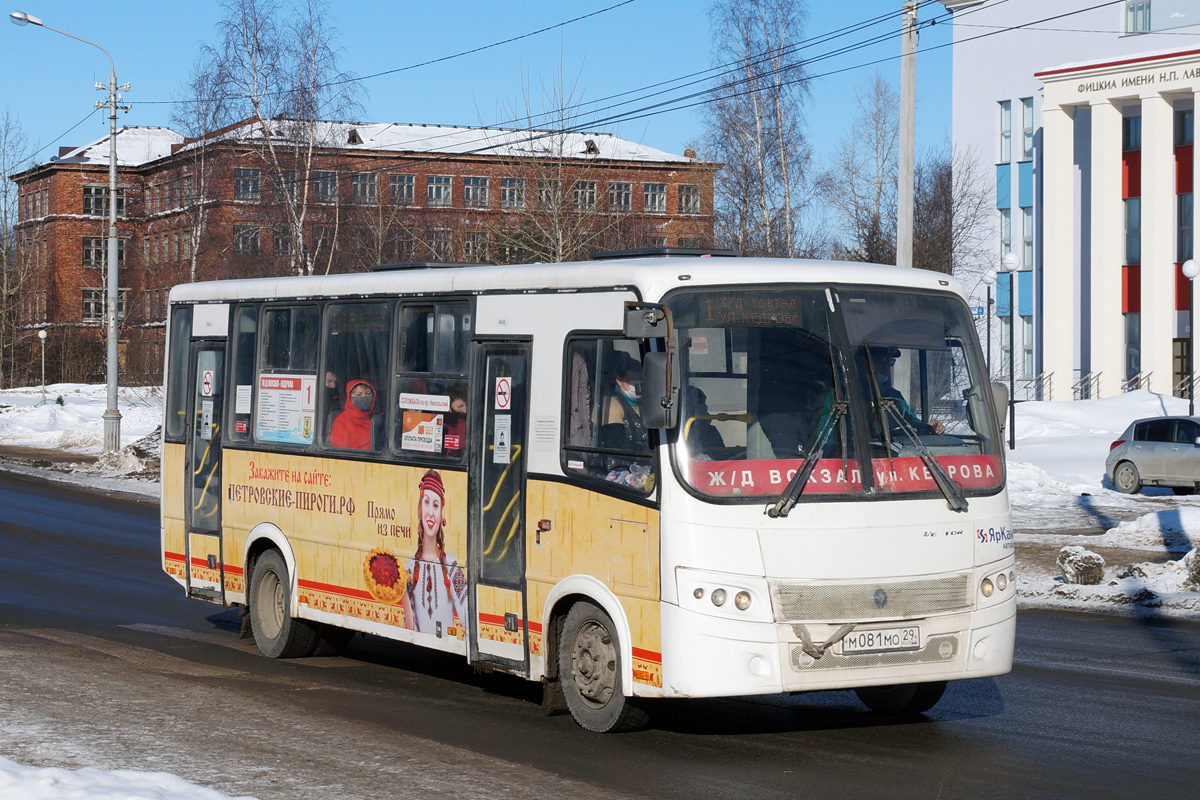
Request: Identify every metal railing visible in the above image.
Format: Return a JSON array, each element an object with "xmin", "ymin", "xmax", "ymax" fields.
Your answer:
[
  {"xmin": 1121, "ymin": 371, "xmax": 1152, "ymax": 393},
  {"xmin": 1174, "ymin": 375, "xmax": 1194, "ymax": 400},
  {"xmin": 1073, "ymin": 371, "xmax": 1101, "ymax": 400},
  {"xmin": 1032, "ymin": 372, "xmax": 1053, "ymax": 401}
]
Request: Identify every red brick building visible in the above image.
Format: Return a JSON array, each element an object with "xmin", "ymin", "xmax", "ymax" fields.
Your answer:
[{"xmin": 9, "ymin": 118, "xmax": 717, "ymax": 382}]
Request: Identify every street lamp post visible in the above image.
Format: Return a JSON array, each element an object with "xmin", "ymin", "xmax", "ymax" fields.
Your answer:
[
  {"xmin": 1183, "ymin": 259, "xmax": 1200, "ymax": 416},
  {"xmin": 37, "ymin": 328, "xmax": 47, "ymax": 403},
  {"xmin": 11, "ymin": 10, "xmax": 127, "ymax": 453},
  {"xmin": 1001, "ymin": 252, "xmax": 1019, "ymax": 449}
]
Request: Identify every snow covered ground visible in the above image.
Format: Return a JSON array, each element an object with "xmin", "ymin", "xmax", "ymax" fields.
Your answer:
[{"xmin": 0, "ymin": 754, "xmax": 257, "ymax": 800}]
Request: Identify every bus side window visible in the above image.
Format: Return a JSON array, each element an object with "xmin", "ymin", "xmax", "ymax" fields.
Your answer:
[
  {"xmin": 254, "ymin": 305, "xmax": 321, "ymax": 447},
  {"xmin": 395, "ymin": 301, "xmax": 470, "ymax": 460},
  {"xmin": 323, "ymin": 302, "xmax": 391, "ymax": 453},
  {"xmin": 227, "ymin": 305, "xmax": 258, "ymax": 443},
  {"xmin": 562, "ymin": 336, "xmax": 655, "ymax": 493},
  {"xmin": 164, "ymin": 305, "xmax": 193, "ymax": 442}
]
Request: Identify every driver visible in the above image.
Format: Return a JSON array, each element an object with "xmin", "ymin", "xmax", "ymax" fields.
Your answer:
[{"xmin": 859, "ymin": 346, "xmax": 945, "ymax": 435}]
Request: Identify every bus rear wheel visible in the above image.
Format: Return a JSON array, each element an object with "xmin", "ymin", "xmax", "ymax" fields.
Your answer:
[
  {"xmin": 855, "ymin": 680, "xmax": 947, "ymax": 716},
  {"xmin": 558, "ymin": 601, "xmax": 648, "ymax": 733},
  {"xmin": 249, "ymin": 549, "xmax": 319, "ymax": 659}
]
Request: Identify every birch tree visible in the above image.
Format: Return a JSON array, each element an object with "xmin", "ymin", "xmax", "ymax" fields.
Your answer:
[{"xmin": 0, "ymin": 109, "xmax": 34, "ymax": 387}]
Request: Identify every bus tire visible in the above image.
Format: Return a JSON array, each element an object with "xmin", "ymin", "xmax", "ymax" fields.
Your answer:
[
  {"xmin": 855, "ymin": 680, "xmax": 947, "ymax": 716},
  {"xmin": 249, "ymin": 549, "xmax": 319, "ymax": 659},
  {"xmin": 558, "ymin": 601, "xmax": 648, "ymax": 733}
]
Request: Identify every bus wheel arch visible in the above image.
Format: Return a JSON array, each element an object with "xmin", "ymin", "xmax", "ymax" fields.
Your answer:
[
  {"xmin": 242, "ymin": 525, "xmax": 319, "ymax": 659},
  {"xmin": 541, "ymin": 577, "xmax": 633, "ymax": 691}
]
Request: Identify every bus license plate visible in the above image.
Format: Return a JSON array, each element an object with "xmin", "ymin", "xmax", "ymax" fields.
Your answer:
[{"xmin": 838, "ymin": 626, "xmax": 921, "ymax": 655}]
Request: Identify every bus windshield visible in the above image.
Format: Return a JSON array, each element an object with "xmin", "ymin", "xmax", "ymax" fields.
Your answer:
[{"xmin": 667, "ymin": 286, "xmax": 1003, "ymax": 502}]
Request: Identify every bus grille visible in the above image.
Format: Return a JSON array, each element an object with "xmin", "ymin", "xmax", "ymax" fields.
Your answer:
[
  {"xmin": 769, "ymin": 574, "xmax": 973, "ymax": 623},
  {"xmin": 789, "ymin": 634, "xmax": 960, "ymax": 672}
]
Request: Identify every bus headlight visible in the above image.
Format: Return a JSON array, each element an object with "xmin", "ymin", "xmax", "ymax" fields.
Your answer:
[
  {"xmin": 711, "ymin": 588, "xmax": 727, "ymax": 607},
  {"xmin": 734, "ymin": 591, "xmax": 751, "ymax": 610},
  {"xmin": 996, "ymin": 572, "xmax": 1008, "ymax": 591},
  {"xmin": 980, "ymin": 577, "xmax": 995, "ymax": 597}
]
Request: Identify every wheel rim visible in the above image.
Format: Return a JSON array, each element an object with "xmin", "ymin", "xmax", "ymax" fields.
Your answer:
[
  {"xmin": 256, "ymin": 568, "xmax": 284, "ymax": 640},
  {"xmin": 570, "ymin": 619, "xmax": 617, "ymax": 709},
  {"xmin": 1117, "ymin": 465, "xmax": 1135, "ymax": 491}
]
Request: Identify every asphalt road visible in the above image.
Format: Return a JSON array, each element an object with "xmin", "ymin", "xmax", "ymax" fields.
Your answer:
[{"xmin": 1, "ymin": 471, "xmax": 1198, "ymax": 799}]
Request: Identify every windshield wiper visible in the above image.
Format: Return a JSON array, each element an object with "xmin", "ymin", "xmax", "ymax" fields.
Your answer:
[
  {"xmin": 881, "ymin": 400, "xmax": 968, "ymax": 512},
  {"xmin": 766, "ymin": 400, "xmax": 847, "ymax": 519}
]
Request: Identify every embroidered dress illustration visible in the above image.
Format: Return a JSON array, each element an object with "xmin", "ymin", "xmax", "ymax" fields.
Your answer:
[{"xmin": 402, "ymin": 470, "xmax": 469, "ymax": 636}]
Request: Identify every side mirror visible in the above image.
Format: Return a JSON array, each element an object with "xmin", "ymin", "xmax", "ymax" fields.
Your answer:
[
  {"xmin": 990, "ymin": 382, "xmax": 1009, "ymax": 437},
  {"xmin": 624, "ymin": 304, "xmax": 668, "ymax": 338},
  {"xmin": 640, "ymin": 351, "xmax": 679, "ymax": 429}
]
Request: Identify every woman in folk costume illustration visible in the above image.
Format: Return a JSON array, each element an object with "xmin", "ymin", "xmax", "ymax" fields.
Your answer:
[{"xmin": 402, "ymin": 469, "xmax": 469, "ymax": 636}]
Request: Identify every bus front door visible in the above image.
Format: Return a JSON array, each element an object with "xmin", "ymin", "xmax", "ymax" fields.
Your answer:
[
  {"xmin": 468, "ymin": 340, "xmax": 531, "ymax": 675},
  {"xmin": 185, "ymin": 343, "xmax": 225, "ymax": 603}
]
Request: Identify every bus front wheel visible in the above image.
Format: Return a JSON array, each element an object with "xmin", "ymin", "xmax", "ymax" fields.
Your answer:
[
  {"xmin": 855, "ymin": 680, "xmax": 947, "ymax": 716},
  {"xmin": 249, "ymin": 549, "xmax": 319, "ymax": 659},
  {"xmin": 558, "ymin": 601, "xmax": 648, "ymax": 733}
]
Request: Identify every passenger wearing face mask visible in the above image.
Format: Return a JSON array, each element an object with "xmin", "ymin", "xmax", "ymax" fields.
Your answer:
[
  {"xmin": 443, "ymin": 383, "xmax": 468, "ymax": 454},
  {"xmin": 330, "ymin": 379, "xmax": 379, "ymax": 450},
  {"xmin": 598, "ymin": 353, "xmax": 648, "ymax": 454}
]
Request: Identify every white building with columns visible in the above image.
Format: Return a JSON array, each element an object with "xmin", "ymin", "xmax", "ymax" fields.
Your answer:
[{"xmin": 951, "ymin": 0, "xmax": 1200, "ymax": 400}]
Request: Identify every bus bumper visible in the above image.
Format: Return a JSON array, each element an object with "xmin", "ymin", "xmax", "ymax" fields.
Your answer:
[{"xmin": 655, "ymin": 595, "xmax": 1015, "ymax": 699}]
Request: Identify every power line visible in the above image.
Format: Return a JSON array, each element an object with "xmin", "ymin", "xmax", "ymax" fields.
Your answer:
[{"xmin": 30, "ymin": 109, "xmax": 100, "ymax": 161}]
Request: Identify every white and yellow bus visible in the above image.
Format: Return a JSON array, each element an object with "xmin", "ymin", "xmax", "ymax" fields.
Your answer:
[{"xmin": 161, "ymin": 254, "xmax": 1015, "ymax": 732}]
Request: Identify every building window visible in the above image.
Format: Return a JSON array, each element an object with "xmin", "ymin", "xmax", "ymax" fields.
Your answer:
[
  {"xmin": 279, "ymin": 170, "xmax": 298, "ymax": 202},
  {"xmin": 1126, "ymin": 1, "xmax": 1152, "ymax": 33},
  {"xmin": 233, "ymin": 225, "xmax": 260, "ymax": 255},
  {"xmin": 82, "ymin": 186, "xmax": 125, "ymax": 217},
  {"xmin": 650, "ymin": 236, "xmax": 667, "ymax": 248},
  {"xmin": 500, "ymin": 177, "xmax": 525, "ymax": 209},
  {"xmin": 82, "ymin": 236, "xmax": 124, "ymax": 268},
  {"xmin": 82, "ymin": 288, "xmax": 126, "ymax": 323},
  {"xmin": 1180, "ymin": 193, "xmax": 1194, "ymax": 262},
  {"xmin": 1000, "ymin": 208, "xmax": 1012, "ymax": 257},
  {"xmin": 574, "ymin": 180, "xmax": 597, "ymax": 211},
  {"xmin": 678, "ymin": 184, "xmax": 701, "ymax": 215},
  {"xmin": 1125, "ymin": 312, "xmax": 1142, "ymax": 380},
  {"xmin": 538, "ymin": 179, "xmax": 560, "ymax": 209},
  {"xmin": 1021, "ymin": 206, "xmax": 1034, "ymax": 268},
  {"xmin": 609, "ymin": 181, "xmax": 631, "ymax": 212},
  {"xmin": 463, "ymin": 176, "xmax": 488, "ymax": 207},
  {"xmin": 427, "ymin": 229, "xmax": 452, "ymax": 261},
  {"xmin": 352, "ymin": 172, "xmax": 377, "ymax": 204},
  {"xmin": 312, "ymin": 226, "xmax": 334, "ymax": 254},
  {"xmin": 678, "ymin": 237, "xmax": 702, "ymax": 248},
  {"xmin": 644, "ymin": 183, "xmax": 667, "ymax": 213},
  {"xmin": 1125, "ymin": 197, "xmax": 1141, "ymax": 264},
  {"xmin": 1123, "ymin": 116, "xmax": 1142, "ymax": 151},
  {"xmin": 234, "ymin": 168, "xmax": 261, "ymax": 201},
  {"xmin": 273, "ymin": 227, "xmax": 292, "ymax": 257},
  {"xmin": 1177, "ymin": 109, "xmax": 1194, "ymax": 146},
  {"xmin": 1000, "ymin": 315, "xmax": 1012, "ymax": 376},
  {"xmin": 1021, "ymin": 315, "xmax": 1034, "ymax": 378},
  {"xmin": 1020, "ymin": 97, "xmax": 1034, "ymax": 160},
  {"xmin": 390, "ymin": 173, "xmax": 415, "ymax": 205},
  {"xmin": 999, "ymin": 100, "xmax": 1012, "ymax": 163},
  {"xmin": 463, "ymin": 231, "xmax": 490, "ymax": 262},
  {"xmin": 312, "ymin": 171, "xmax": 338, "ymax": 204},
  {"xmin": 428, "ymin": 175, "xmax": 452, "ymax": 207}
]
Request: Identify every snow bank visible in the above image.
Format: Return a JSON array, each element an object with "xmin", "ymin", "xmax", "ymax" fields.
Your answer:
[{"xmin": 0, "ymin": 754, "xmax": 258, "ymax": 800}]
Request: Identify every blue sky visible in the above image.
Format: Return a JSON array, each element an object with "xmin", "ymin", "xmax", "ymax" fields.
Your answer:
[{"xmin": 1, "ymin": 0, "xmax": 954, "ymax": 170}]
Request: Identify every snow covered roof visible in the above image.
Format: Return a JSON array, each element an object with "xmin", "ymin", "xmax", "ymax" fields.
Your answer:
[
  {"xmin": 54, "ymin": 126, "xmax": 185, "ymax": 168},
  {"xmin": 184, "ymin": 118, "xmax": 698, "ymax": 163}
]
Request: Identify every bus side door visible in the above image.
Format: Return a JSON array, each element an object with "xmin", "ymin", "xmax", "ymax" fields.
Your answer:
[
  {"xmin": 185, "ymin": 339, "xmax": 226, "ymax": 603},
  {"xmin": 468, "ymin": 339, "xmax": 531, "ymax": 675}
]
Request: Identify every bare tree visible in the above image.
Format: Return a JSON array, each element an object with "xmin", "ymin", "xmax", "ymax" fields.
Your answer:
[
  {"xmin": 196, "ymin": 0, "xmax": 361, "ymax": 275},
  {"xmin": 701, "ymin": 0, "xmax": 815, "ymax": 257},
  {"xmin": 825, "ymin": 72, "xmax": 900, "ymax": 265},
  {"xmin": 0, "ymin": 109, "xmax": 34, "ymax": 387}
]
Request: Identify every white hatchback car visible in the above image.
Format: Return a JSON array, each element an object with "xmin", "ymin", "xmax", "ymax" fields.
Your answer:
[{"xmin": 1105, "ymin": 416, "xmax": 1200, "ymax": 495}]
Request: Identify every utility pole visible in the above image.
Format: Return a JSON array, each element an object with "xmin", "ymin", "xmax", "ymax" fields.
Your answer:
[{"xmin": 897, "ymin": 1, "xmax": 918, "ymax": 269}]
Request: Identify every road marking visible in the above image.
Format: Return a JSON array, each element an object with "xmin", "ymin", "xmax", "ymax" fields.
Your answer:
[
  {"xmin": 123, "ymin": 624, "xmax": 365, "ymax": 667},
  {"xmin": 15, "ymin": 629, "xmax": 241, "ymax": 678}
]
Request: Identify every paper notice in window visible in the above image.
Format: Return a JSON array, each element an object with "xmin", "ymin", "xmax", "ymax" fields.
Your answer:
[
  {"xmin": 235, "ymin": 385, "xmax": 252, "ymax": 414},
  {"xmin": 493, "ymin": 414, "xmax": 511, "ymax": 464},
  {"xmin": 401, "ymin": 411, "xmax": 444, "ymax": 453}
]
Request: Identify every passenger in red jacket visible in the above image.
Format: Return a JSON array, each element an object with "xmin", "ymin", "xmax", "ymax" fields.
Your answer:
[{"xmin": 330, "ymin": 379, "xmax": 377, "ymax": 450}]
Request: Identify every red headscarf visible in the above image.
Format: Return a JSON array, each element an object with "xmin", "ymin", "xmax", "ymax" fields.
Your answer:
[{"xmin": 330, "ymin": 379, "xmax": 376, "ymax": 450}]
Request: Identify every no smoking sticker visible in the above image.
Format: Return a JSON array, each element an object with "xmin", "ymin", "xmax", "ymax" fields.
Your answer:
[
  {"xmin": 494, "ymin": 376, "xmax": 511, "ymax": 410},
  {"xmin": 201, "ymin": 370, "xmax": 214, "ymax": 397}
]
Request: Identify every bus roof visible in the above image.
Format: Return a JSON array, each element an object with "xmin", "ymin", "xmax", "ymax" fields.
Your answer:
[{"xmin": 168, "ymin": 258, "xmax": 968, "ymax": 305}]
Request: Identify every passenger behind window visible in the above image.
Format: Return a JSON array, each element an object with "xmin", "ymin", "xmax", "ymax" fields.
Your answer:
[
  {"xmin": 684, "ymin": 385, "xmax": 725, "ymax": 460},
  {"xmin": 331, "ymin": 379, "xmax": 383, "ymax": 451},
  {"xmin": 598, "ymin": 353, "xmax": 652, "ymax": 489},
  {"xmin": 325, "ymin": 370, "xmax": 343, "ymax": 413},
  {"xmin": 444, "ymin": 382, "xmax": 468, "ymax": 453}
]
